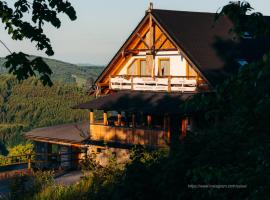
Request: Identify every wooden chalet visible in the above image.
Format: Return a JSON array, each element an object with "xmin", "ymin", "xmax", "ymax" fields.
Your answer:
[{"xmin": 25, "ymin": 4, "xmax": 270, "ymax": 167}]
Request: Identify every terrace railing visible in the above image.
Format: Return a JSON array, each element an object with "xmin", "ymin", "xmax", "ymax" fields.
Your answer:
[
  {"xmin": 90, "ymin": 123, "xmax": 168, "ymax": 147},
  {"xmin": 109, "ymin": 75, "xmax": 199, "ymax": 92}
]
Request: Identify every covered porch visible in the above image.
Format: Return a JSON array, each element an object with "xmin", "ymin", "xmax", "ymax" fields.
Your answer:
[
  {"xmin": 74, "ymin": 91, "xmax": 195, "ymax": 148},
  {"xmin": 25, "ymin": 122, "xmax": 89, "ymax": 170}
]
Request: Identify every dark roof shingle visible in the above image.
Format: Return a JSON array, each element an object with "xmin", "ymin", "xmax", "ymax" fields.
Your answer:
[
  {"xmin": 74, "ymin": 91, "xmax": 194, "ymax": 114},
  {"xmin": 152, "ymin": 9, "xmax": 234, "ymax": 84},
  {"xmin": 25, "ymin": 122, "xmax": 89, "ymax": 144}
]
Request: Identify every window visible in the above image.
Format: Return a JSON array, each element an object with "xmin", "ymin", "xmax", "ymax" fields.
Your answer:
[
  {"xmin": 139, "ymin": 60, "xmax": 147, "ymax": 76},
  {"xmin": 159, "ymin": 59, "xmax": 170, "ymax": 76},
  {"xmin": 127, "ymin": 59, "xmax": 147, "ymax": 76},
  {"xmin": 127, "ymin": 60, "xmax": 137, "ymax": 75}
]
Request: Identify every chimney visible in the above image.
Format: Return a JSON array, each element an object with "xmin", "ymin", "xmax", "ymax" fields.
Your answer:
[{"xmin": 146, "ymin": 2, "xmax": 153, "ymax": 13}]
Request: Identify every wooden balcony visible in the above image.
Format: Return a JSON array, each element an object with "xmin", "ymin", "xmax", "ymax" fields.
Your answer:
[
  {"xmin": 90, "ymin": 123, "xmax": 168, "ymax": 147},
  {"xmin": 109, "ymin": 75, "xmax": 199, "ymax": 92}
]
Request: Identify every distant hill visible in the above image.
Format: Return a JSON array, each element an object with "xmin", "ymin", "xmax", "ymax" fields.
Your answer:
[
  {"xmin": 0, "ymin": 75, "xmax": 91, "ymax": 148},
  {"xmin": 0, "ymin": 56, "xmax": 105, "ymax": 86}
]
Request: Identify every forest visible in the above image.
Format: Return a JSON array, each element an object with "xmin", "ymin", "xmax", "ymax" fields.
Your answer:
[{"xmin": 0, "ymin": 74, "xmax": 91, "ymax": 154}]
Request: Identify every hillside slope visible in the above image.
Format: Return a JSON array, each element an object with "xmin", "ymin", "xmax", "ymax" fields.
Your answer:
[
  {"xmin": 0, "ymin": 56, "xmax": 104, "ymax": 86},
  {"xmin": 0, "ymin": 75, "xmax": 91, "ymax": 149}
]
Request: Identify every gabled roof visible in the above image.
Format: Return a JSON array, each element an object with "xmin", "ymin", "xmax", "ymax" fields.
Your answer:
[
  {"xmin": 97, "ymin": 8, "xmax": 270, "ymax": 87},
  {"xmin": 151, "ymin": 9, "xmax": 234, "ymax": 85}
]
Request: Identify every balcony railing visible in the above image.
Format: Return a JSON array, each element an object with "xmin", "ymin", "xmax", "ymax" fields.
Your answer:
[
  {"xmin": 109, "ymin": 75, "xmax": 198, "ymax": 92},
  {"xmin": 90, "ymin": 123, "xmax": 168, "ymax": 147}
]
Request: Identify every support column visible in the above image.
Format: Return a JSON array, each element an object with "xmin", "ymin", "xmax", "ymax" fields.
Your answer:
[
  {"xmin": 89, "ymin": 109, "xmax": 94, "ymax": 124},
  {"xmin": 147, "ymin": 115, "xmax": 152, "ymax": 128},
  {"xmin": 181, "ymin": 117, "xmax": 187, "ymax": 139},
  {"xmin": 103, "ymin": 111, "xmax": 108, "ymax": 126}
]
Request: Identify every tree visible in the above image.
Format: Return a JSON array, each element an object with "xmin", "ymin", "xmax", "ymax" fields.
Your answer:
[{"xmin": 0, "ymin": 0, "xmax": 77, "ymax": 86}]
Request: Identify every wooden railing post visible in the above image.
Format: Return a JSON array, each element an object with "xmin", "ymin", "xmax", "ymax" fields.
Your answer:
[
  {"xmin": 131, "ymin": 76, "xmax": 134, "ymax": 90},
  {"xmin": 168, "ymin": 76, "xmax": 171, "ymax": 92},
  {"xmin": 27, "ymin": 155, "xmax": 31, "ymax": 170}
]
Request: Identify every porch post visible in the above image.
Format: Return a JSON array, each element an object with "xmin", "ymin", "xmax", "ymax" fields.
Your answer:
[
  {"xmin": 103, "ymin": 111, "xmax": 108, "ymax": 126},
  {"xmin": 181, "ymin": 117, "xmax": 187, "ymax": 138},
  {"xmin": 89, "ymin": 109, "xmax": 94, "ymax": 124},
  {"xmin": 147, "ymin": 115, "xmax": 152, "ymax": 127}
]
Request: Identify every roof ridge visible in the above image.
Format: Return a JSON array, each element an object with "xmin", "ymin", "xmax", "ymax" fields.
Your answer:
[{"xmin": 152, "ymin": 8, "xmax": 217, "ymax": 15}]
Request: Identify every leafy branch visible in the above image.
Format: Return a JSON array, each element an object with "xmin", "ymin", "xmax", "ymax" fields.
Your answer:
[{"xmin": 0, "ymin": 0, "xmax": 77, "ymax": 86}]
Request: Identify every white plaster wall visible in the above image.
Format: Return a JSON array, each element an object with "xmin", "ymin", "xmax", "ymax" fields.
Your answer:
[{"xmin": 117, "ymin": 51, "xmax": 187, "ymax": 76}]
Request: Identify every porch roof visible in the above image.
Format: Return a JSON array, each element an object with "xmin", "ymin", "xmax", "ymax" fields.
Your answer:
[
  {"xmin": 73, "ymin": 91, "xmax": 194, "ymax": 114},
  {"xmin": 24, "ymin": 122, "xmax": 89, "ymax": 145}
]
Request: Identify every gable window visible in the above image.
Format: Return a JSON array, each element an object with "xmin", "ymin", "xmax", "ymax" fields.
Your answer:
[
  {"xmin": 127, "ymin": 60, "xmax": 137, "ymax": 75},
  {"xmin": 139, "ymin": 60, "xmax": 147, "ymax": 76},
  {"xmin": 127, "ymin": 59, "xmax": 147, "ymax": 76},
  {"xmin": 159, "ymin": 58, "xmax": 170, "ymax": 76}
]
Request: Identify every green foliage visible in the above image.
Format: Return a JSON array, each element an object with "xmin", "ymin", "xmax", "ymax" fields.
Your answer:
[
  {"xmin": 0, "ymin": 0, "xmax": 77, "ymax": 85},
  {"xmin": 216, "ymin": 1, "xmax": 270, "ymax": 38},
  {"xmin": 7, "ymin": 143, "xmax": 33, "ymax": 157},
  {"xmin": 0, "ymin": 74, "xmax": 90, "ymax": 148},
  {"xmin": 0, "ymin": 143, "xmax": 33, "ymax": 166}
]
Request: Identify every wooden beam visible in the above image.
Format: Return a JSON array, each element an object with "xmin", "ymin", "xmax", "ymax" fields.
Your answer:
[
  {"xmin": 146, "ymin": 14, "xmax": 155, "ymax": 77},
  {"xmin": 103, "ymin": 111, "xmax": 108, "ymax": 126},
  {"xmin": 136, "ymin": 33, "xmax": 150, "ymax": 49},
  {"xmin": 90, "ymin": 110, "xmax": 94, "ymax": 124},
  {"xmin": 157, "ymin": 38, "xmax": 168, "ymax": 52},
  {"xmin": 154, "ymin": 32, "xmax": 164, "ymax": 45}
]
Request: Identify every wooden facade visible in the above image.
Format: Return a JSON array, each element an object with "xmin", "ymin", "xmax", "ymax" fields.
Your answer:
[
  {"xmin": 90, "ymin": 123, "xmax": 167, "ymax": 147},
  {"xmin": 95, "ymin": 5, "xmax": 209, "ymax": 95}
]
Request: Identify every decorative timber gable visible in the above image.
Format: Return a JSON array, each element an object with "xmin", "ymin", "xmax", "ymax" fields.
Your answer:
[{"xmin": 94, "ymin": 6, "xmax": 233, "ymax": 95}]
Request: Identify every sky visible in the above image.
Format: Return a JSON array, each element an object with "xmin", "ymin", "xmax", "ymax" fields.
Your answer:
[{"xmin": 0, "ymin": 0, "xmax": 270, "ymax": 65}]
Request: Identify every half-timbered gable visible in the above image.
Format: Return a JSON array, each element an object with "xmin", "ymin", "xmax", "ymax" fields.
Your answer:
[{"xmin": 95, "ymin": 6, "xmax": 224, "ymax": 95}]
